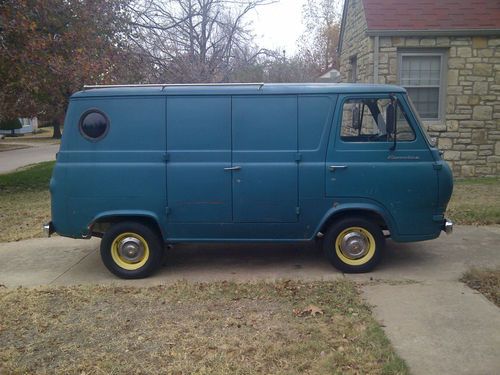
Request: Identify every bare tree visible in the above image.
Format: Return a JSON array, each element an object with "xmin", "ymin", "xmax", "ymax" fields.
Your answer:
[
  {"xmin": 298, "ymin": 0, "xmax": 341, "ymax": 74},
  {"xmin": 127, "ymin": 0, "xmax": 275, "ymax": 83}
]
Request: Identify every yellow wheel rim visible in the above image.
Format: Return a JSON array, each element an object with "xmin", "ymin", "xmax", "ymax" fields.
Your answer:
[
  {"xmin": 335, "ymin": 227, "xmax": 376, "ymax": 266},
  {"xmin": 111, "ymin": 232, "xmax": 150, "ymax": 271}
]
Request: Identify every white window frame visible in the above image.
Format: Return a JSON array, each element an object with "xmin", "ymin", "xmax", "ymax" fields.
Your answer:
[{"xmin": 398, "ymin": 49, "xmax": 447, "ymax": 122}]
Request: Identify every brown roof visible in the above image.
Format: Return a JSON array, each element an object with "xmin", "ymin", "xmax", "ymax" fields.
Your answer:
[{"xmin": 362, "ymin": 0, "xmax": 500, "ymax": 31}]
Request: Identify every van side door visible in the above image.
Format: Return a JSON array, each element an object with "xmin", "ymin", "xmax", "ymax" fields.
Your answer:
[
  {"xmin": 326, "ymin": 94, "xmax": 438, "ymax": 236},
  {"xmin": 166, "ymin": 96, "xmax": 232, "ymax": 223},
  {"xmin": 232, "ymin": 95, "xmax": 298, "ymax": 223}
]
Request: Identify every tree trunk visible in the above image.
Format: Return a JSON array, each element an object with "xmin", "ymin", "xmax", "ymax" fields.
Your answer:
[{"xmin": 52, "ymin": 119, "xmax": 62, "ymax": 139}]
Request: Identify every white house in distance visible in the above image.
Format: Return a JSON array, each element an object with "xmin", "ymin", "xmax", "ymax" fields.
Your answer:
[{"xmin": 0, "ymin": 117, "xmax": 39, "ymax": 135}]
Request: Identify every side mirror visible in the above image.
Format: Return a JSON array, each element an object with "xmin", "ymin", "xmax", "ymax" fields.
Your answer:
[
  {"xmin": 352, "ymin": 105, "xmax": 361, "ymax": 130},
  {"xmin": 386, "ymin": 103, "xmax": 395, "ymax": 134}
]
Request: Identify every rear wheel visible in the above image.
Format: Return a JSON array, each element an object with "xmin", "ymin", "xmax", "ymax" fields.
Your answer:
[
  {"xmin": 100, "ymin": 221, "xmax": 163, "ymax": 279},
  {"xmin": 323, "ymin": 216, "xmax": 384, "ymax": 273}
]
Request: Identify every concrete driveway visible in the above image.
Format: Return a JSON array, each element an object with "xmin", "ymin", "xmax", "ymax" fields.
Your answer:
[
  {"xmin": 1, "ymin": 225, "xmax": 499, "ymax": 374},
  {"xmin": 0, "ymin": 142, "xmax": 59, "ymax": 174}
]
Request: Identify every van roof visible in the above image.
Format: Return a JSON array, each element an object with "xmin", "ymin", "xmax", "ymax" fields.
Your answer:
[{"xmin": 71, "ymin": 83, "xmax": 406, "ymax": 98}]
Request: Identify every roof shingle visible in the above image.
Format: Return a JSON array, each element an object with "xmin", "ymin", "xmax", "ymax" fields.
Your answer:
[{"xmin": 362, "ymin": 0, "xmax": 500, "ymax": 31}]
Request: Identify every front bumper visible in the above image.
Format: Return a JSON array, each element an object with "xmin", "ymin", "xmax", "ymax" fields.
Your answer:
[
  {"xmin": 442, "ymin": 218, "xmax": 453, "ymax": 234},
  {"xmin": 43, "ymin": 221, "xmax": 55, "ymax": 237}
]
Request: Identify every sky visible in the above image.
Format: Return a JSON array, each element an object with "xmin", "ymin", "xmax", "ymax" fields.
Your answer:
[{"xmin": 248, "ymin": 0, "xmax": 308, "ymax": 56}]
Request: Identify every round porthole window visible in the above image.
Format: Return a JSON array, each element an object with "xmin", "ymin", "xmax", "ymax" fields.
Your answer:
[{"xmin": 79, "ymin": 110, "xmax": 109, "ymax": 141}]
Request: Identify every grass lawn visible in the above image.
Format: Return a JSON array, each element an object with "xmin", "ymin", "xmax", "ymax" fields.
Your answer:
[
  {"xmin": 461, "ymin": 268, "xmax": 500, "ymax": 307},
  {"xmin": 0, "ymin": 162, "xmax": 499, "ymax": 243},
  {"xmin": 2, "ymin": 127, "xmax": 61, "ymax": 144},
  {"xmin": 447, "ymin": 177, "xmax": 500, "ymax": 225},
  {"xmin": 0, "ymin": 161, "xmax": 54, "ymax": 242},
  {"xmin": 0, "ymin": 280, "xmax": 408, "ymax": 374}
]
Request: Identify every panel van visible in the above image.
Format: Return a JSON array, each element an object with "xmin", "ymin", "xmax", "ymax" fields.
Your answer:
[{"xmin": 44, "ymin": 83, "xmax": 453, "ymax": 279}]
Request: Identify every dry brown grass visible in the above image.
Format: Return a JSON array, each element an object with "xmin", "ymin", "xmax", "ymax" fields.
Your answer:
[
  {"xmin": 447, "ymin": 177, "xmax": 500, "ymax": 225},
  {"xmin": 2, "ymin": 128, "xmax": 61, "ymax": 144},
  {"xmin": 0, "ymin": 143, "xmax": 31, "ymax": 152},
  {"xmin": 0, "ymin": 281, "xmax": 408, "ymax": 375},
  {"xmin": 0, "ymin": 190, "xmax": 50, "ymax": 242},
  {"xmin": 0, "ymin": 162, "xmax": 53, "ymax": 242},
  {"xmin": 461, "ymin": 268, "xmax": 500, "ymax": 307}
]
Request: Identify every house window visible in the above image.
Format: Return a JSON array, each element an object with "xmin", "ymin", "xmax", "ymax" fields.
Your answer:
[
  {"xmin": 399, "ymin": 51, "xmax": 446, "ymax": 121},
  {"xmin": 349, "ymin": 56, "xmax": 357, "ymax": 83}
]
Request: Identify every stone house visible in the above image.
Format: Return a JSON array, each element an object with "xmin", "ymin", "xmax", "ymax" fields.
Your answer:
[{"xmin": 338, "ymin": 0, "xmax": 500, "ymax": 177}]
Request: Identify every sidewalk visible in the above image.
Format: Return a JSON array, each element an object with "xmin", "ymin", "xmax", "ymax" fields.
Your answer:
[
  {"xmin": 347, "ymin": 225, "xmax": 500, "ymax": 375},
  {"xmin": 362, "ymin": 281, "xmax": 500, "ymax": 375}
]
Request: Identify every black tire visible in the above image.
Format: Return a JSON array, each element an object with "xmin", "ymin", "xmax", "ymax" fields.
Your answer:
[
  {"xmin": 100, "ymin": 221, "xmax": 164, "ymax": 279},
  {"xmin": 323, "ymin": 216, "xmax": 385, "ymax": 273}
]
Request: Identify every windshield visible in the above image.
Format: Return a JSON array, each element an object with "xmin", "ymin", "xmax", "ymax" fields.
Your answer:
[{"xmin": 406, "ymin": 94, "xmax": 436, "ymax": 147}]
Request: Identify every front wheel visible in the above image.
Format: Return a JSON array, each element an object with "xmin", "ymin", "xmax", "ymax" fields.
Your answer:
[
  {"xmin": 100, "ymin": 222, "xmax": 164, "ymax": 279},
  {"xmin": 323, "ymin": 217, "xmax": 385, "ymax": 273}
]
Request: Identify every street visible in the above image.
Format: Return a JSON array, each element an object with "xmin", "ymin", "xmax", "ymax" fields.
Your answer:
[{"xmin": 0, "ymin": 142, "xmax": 59, "ymax": 174}]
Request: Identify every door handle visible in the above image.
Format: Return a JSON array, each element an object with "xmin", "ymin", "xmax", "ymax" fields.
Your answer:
[
  {"xmin": 329, "ymin": 165, "xmax": 348, "ymax": 171},
  {"xmin": 224, "ymin": 166, "xmax": 241, "ymax": 171}
]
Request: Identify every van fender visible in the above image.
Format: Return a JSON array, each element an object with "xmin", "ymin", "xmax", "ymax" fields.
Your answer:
[
  {"xmin": 89, "ymin": 210, "xmax": 165, "ymax": 239},
  {"xmin": 314, "ymin": 202, "xmax": 398, "ymax": 238}
]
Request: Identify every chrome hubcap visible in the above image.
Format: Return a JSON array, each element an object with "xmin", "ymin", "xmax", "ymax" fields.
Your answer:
[
  {"xmin": 118, "ymin": 237, "xmax": 145, "ymax": 263},
  {"xmin": 340, "ymin": 231, "xmax": 369, "ymax": 259}
]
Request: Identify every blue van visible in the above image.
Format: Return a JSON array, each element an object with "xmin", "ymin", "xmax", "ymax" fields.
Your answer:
[{"xmin": 44, "ymin": 83, "xmax": 453, "ymax": 279}]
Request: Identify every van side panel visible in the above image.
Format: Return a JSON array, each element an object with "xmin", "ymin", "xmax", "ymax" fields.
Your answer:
[
  {"xmin": 166, "ymin": 96, "xmax": 232, "ymax": 223},
  {"xmin": 297, "ymin": 95, "xmax": 338, "ymax": 238},
  {"xmin": 51, "ymin": 86, "xmax": 449, "ymax": 244},
  {"xmin": 232, "ymin": 95, "xmax": 298, "ymax": 223},
  {"xmin": 52, "ymin": 96, "xmax": 166, "ymax": 238},
  {"xmin": 164, "ymin": 94, "xmax": 338, "ymax": 241}
]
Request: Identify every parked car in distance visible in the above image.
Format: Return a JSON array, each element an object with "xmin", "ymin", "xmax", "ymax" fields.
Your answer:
[{"xmin": 44, "ymin": 83, "xmax": 453, "ymax": 279}]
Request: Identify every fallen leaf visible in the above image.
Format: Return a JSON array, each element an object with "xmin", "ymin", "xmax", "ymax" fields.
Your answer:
[
  {"xmin": 307, "ymin": 305, "xmax": 323, "ymax": 316},
  {"xmin": 294, "ymin": 304, "xmax": 324, "ymax": 317}
]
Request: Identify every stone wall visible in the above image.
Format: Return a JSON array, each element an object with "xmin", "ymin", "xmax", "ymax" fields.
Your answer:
[
  {"xmin": 339, "ymin": 3, "xmax": 500, "ymax": 177},
  {"xmin": 339, "ymin": 0, "xmax": 372, "ymax": 83},
  {"xmin": 374, "ymin": 35, "xmax": 500, "ymax": 177}
]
